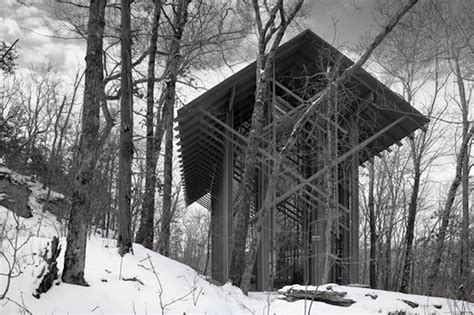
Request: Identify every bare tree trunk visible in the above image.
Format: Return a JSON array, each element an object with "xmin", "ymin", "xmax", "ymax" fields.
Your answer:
[
  {"xmin": 363, "ymin": 219, "xmax": 368, "ymax": 283},
  {"xmin": 368, "ymin": 160, "xmax": 377, "ymax": 288},
  {"xmin": 427, "ymin": 126, "xmax": 474, "ymax": 295},
  {"xmin": 321, "ymin": 94, "xmax": 339, "ymax": 284},
  {"xmin": 383, "ymin": 208, "xmax": 395, "ymax": 290},
  {"xmin": 384, "ymin": 155, "xmax": 404, "ymax": 291},
  {"xmin": 56, "ymin": 72, "xmax": 82, "ymax": 161},
  {"xmin": 400, "ymin": 138, "xmax": 420, "ymax": 293},
  {"xmin": 228, "ymin": 0, "xmax": 304, "ymax": 290},
  {"xmin": 135, "ymin": 0, "xmax": 162, "ymax": 250},
  {"xmin": 117, "ymin": 0, "xmax": 133, "ymax": 256},
  {"xmin": 158, "ymin": 0, "xmax": 191, "ymax": 256},
  {"xmin": 455, "ymin": 58, "xmax": 470, "ymax": 294},
  {"xmin": 159, "ymin": 120, "xmax": 173, "ymax": 256},
  {"xmin": 62, "ymin": 0, "xmax": 107, "ymax": 285},
  {"xmin": 228, "ymin": 59, "xmax": 269, "ymax": 286},
  {"xmin": 36, "ymin": 94, "xmax": 69, "ymax": 236}
]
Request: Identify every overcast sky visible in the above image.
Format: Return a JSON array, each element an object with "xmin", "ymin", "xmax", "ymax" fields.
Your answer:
[
  {"xmin": 0, "ymin": 0, "xmax": 85, "ymax": 74},
  {"xmin": 0, "ymin": 0, "xmax": 382, "ymax": 77},
  {"xmin": 308, "ymin": 0, "xmax": 376, "ymax": 45},
  {"xmin": 0, "ymin": 0, "xmax": 462, "ymax": 197}
]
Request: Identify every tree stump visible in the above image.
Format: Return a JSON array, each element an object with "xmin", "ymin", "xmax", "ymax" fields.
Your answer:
[{"xmin": 33, "ymin": 236, "xmax": 61, "ymax": 298}]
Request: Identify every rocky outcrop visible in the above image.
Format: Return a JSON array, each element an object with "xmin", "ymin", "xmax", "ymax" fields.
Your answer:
[
  {"xmin": 0, "ymin": 166, "xmax": 67, "ymax": 219},
  {"xmin": 0, "ymin": 169, "xmax": 32, "ymax": 218}
]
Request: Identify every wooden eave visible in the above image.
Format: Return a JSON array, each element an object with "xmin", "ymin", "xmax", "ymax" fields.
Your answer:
[{"xmin": 177, "ymin": 29, "xmax": 429, "ymax": 208}]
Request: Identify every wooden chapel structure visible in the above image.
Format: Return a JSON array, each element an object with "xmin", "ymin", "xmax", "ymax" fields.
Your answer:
[{"xmin": 176, "ymin": 30, "xmax": 428, "ymax": 291}]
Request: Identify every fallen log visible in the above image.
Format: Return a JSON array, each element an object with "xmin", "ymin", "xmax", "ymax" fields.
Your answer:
[
  {"xmin": 278, "ymin": 287, "xmax": 356, "ymax": 306},
  {"xmin": 399, "ymin": 299, "xmax": 419, "ymax": 308},
  {"xmin": 123, "ymin": 276, "xmax": 144, "ymax": 285}
]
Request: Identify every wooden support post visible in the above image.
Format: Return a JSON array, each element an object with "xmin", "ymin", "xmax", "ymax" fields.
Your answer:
[
  {"xmin": 211, "ymin": 174, "xmax": 225, "ymax": 283},
  {"xmin": 350, "ymin": 131, "xmax": 360, "ymax": 284},
  {"xmin": 211, "ymin": 90, "xmax": 234, "ymax": 284},
  {"xmin": 222, "ymin": 99, "xmax": 233, "ymax": 281},
  {"xmin": 314, "ymin": 217, "xmax": 326, "ymax": 284}
]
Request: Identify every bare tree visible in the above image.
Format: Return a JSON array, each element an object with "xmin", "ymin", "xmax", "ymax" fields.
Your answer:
[
  {"xmin": 229, "ymin": 0, "xmax": 304, "ymax": 290},
  {"xmin": 238, "ymin": 0, "xmax": 419, "ymax": 294},
  {"xmin": 136, "ymin": 0, "xmax": 248, "ymax": 251},
  {"xmin": 380, "ymin": 149, "xmax": 410, "ymax": 290},
  {"xmin": 158, "ymin": 0, "xmax": 192, "ymax": 257},
  {"xmin": 0, "ymin": 39, "xmax": 18, "ymax": 74},
  {"xmin": 446, "ymin": 4, "xmax": 473, "ymax": 296},
  {"xmin": 117, "ymin": 0, "xmax": 133, "ymax": 256},
  {"xmin": 0, "ymin": 212, "xmax": 31, "ymax": 300},
  {"xmin": 456, "ymin": 52, "xmax": 471, "ymax": 298},
  {"xmin": 62, "ymin": 0, "xmax": 111, "ymax": 285},
  {"xmin": 426, "ymin": 0, "xmax": 473, "ymax": 296},
  {"xmin": 368, "ymin": 0, "xmax": 473, "ymax": 295},
  {"xmin": 180, "ymin": 207, "xmax": 209, "ymax": 272},
  {"xmin": 134, "ymin": 0, "xmax": 162, "ymax": 250},
  {"xmin": 363, "ymin": 1, "xmax": 448, "ymax": 293},
  {"xmin": 427, "ymin": 126, "xmax": 474, "ymax": 295}
]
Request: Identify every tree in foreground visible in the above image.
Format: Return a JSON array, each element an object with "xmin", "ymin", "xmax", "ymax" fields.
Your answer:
[
  {"xmin": 62, "ymin": 0, "xmax": 110, "ymax": 285},
  {"xmin": 117, "ymin": 0, "xmax": 134, "ymax": 256},
  {"xmin": 233, "ymin": 0, "xmax": 419, "ymax": 294},
  {"xmin": 136, "ymin": 0, "xmax": 249, "ymax": 250},
  {"xmin": 158, "ymin": 0, "xmax": 192, "ymax": 257},
  {"xmin": 228, "ymin": 0, "xmax": 304, "ymax": 290},
  {"xmin": 426, "ymin": 2, "xmax": 473, "ymax": 296},
  {"xmin": 134, "ymin": 0, "xmax": 162, "ymax": 250}
]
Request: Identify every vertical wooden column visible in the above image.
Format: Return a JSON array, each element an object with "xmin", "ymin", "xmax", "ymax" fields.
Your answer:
[
  {"xmin": 350, "ymin": 139, "xmax": 360, "ymax": 284},
  {"xmin": 211, "ymin": 175, "xmax": 225, "ymax": 282},
  {"xmin": 312, "ymin": 160, "xmax": 326, "ymax": 285},
  {"xmin": 338, "ymin": 163, "xmax": 351, "ymax": 284},
  {"xmin": 223, "ymin": 92, "xmax": 234, "ymax": 281},
  {"xmin": 313, "ymin": 212, "xmax": 326, "ymax": 284},
  {"xmin": 211, "ymin": 88, "xmax": 234, "ymax": 283},
  {"xmin": 302, "ymin": 200, "xmax": 310, "ymax": 284}
]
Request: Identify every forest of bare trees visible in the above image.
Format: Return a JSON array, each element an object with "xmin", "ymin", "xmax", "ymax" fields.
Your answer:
[
  {"xmin": 357, "ymin": 0, "xmax": 473, "ymax": 299},
  {"xmin": 0, "ymin": 0, "xmax": 472, "ymax": 302}
]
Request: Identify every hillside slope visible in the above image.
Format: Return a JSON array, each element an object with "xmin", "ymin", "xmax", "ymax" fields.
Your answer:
[{"xmin": 1, "ymin": 166, "xmax": 473, "ymax": 314}]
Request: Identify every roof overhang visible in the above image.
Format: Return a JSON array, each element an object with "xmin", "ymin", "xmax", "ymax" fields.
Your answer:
[{"xmin": 177, "ymin": 29, "xmax": 429, "ymax": 208}]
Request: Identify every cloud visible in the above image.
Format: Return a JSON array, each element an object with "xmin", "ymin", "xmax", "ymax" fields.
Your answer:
[
  {"xmin": 11, "ymin": 3, "xmax": 41, "ymax": 18},
  {"xmin": 0, "ymin": 18, "xmax": 22, "ymax": 41},
  {"xmin": 0, "ymin": 0, "xmax": 85, "ymax": 75}
]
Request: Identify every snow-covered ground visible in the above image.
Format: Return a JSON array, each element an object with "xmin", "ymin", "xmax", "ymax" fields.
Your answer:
[{"xmin": 1, "ymin": 166, "xmax": 473, "ymax": 314}]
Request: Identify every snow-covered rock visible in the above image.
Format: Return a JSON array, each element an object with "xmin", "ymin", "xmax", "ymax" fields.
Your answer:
[{"xmin": 0, "ymin": 166, "xmax": 66, "ymax": 239}]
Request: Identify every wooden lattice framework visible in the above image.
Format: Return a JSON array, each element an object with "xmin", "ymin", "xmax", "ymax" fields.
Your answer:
[{"xmin": 176, "ymin": 30, "xmax": 428, "ymax": 290}]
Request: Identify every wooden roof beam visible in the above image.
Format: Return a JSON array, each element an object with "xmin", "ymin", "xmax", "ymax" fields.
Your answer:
[{"xmin": 180, "ymin": 144, "xmax": 221, "ymax": 165}]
